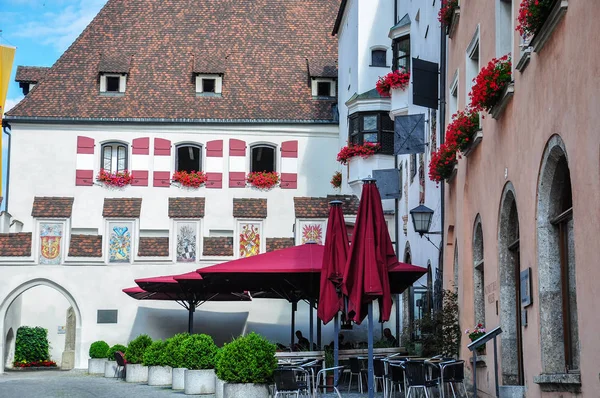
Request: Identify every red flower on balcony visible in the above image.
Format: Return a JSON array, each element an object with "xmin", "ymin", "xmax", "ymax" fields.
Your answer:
[
  {"xmin": 428, "ymin": 143, "xmax": 458, "ymax": 183},
  {"xmin": 172, "ymin": 170, "xmax": 208, "ymax": 188},
  {"xmin": 375, "ymin": 69, "xmax": 410, "ymax": 97},
  {"xmin": 97, "ymin": 169, "xmax": 133, "ymax": 187},
  {"xmin": 516, "ymin": 0, "xmax": 555, "ymax": 37},
  {"xmin": 438, "ymin": 0, "xmax": 459, "ymax": 27},
  {"xmin": 468, "ymin": 55, "xmax": 512, "ymax": 113},
  {"xmin": 445, "ymin": 110, "xmax": 480, "ymax": 153},
  {"xmin": 336, "ymin": 143, "xmax": 380, "ymax": 165},
  {"xmin": 330, "ymin": 171, "xmax": 342, "ymax": 189},
  {"xmin": 247, "ymin": 171, "xmax": 280, "ymax": 190}
]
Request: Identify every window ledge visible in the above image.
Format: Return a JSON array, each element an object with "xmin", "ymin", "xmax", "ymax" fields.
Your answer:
[
  {"xmin": 196, "ymin": 92, "xmax": 222, "ymax": 98},
  {"xmin": 100, "ymin": 92, "xmax": 125, "ymax": 97},
  {"xmin": 369, "ymin": 65, "xmax": 390, "ymax": 68},
  {"xmin": 447, "ymin": 8, "xmax": 460, "ymax": 39},
  {"xmin": 533, "ymin": 373, "xmax": 581, "ymax": 392},
  {"xmin": 516, "ymin": 47, "xmax": 533, "ymax": 72},
  {"xmin": 312, "ymin": 96, "xmax": 336, "ymax": 100},
  {"xmin": 530, "ymin": 0, "xmax": 568, "ymax": 53},
  {"xmin": 445, "ymin": 164, "xmax": 458, "ymax": 184},
  {"xmin": 462, "ymin": 130, "xmax": 483, "ymax": 157},
  {"xmin": 490, "ymin": 83, "xmax": 514, "ymax": 120}
]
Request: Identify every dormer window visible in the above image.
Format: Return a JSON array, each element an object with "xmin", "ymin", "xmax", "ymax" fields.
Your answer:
[
  {"xmin": 311, "ymin": 78, "xmax": 336, "ymax": 98},
  {"xmin": 100, "ymin": 74, "xmax": 126, "ymax": 94},
  {"xmin": 196, "ymin": 74, "xmax": 222, "ymax": 96}
]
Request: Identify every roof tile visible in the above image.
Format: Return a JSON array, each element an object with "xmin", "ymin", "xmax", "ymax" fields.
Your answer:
[
  {"xmin": 202, "ymin": 237, "xmax": 233, "ymax": 256},
  {"xmin": 266, "ymin": 237, "xmax": 295, "ymax": 252},
  {"xmin": 293, "ymin": 195, "xmax": 359, "ymax": 218},
  {"xmin": 138, "ymin": 237, "xmax": 169, "ymax": 257},
  {"xmin": 103, "ymin": 198, "xmax": 142, "ymax": 218},
  {"xmin": 68, "ymin": 235, "xmax": 103, "ymax": 257},
  {"xmin": 32, "ymin": 197, "xmax": 74, "ymax": 218},
  {"xmin": 168, "ymin": 197, "xmax": 205, "ymax": 218},
  {"xmin": 233, "ymin": 198, "xmax": 267, "ymax": 219},
  {"xmin": 0, "ymin": 233, "xmax": 32, "ymax": 257},
  {"xmin": 15, "ymin": 66, "xmax": 49, "ymax": 83}
]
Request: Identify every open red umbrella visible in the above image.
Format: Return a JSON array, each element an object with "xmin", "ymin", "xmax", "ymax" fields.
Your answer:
[
  {"xmin": 342, "ymin": 179, "xmax": 397, "ymax": 325},
  {"xmin": 317, "ymin": 200, "xmax": 349, "ymax": 325}
]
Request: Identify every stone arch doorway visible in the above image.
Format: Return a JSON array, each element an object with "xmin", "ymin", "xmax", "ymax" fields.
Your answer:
[
  {"xmin": 0, "ymin": 279, "xmax": 82, "ymax": 373},
  {"xmin": 497, "ymin": 183, "xmax": 524, "ymax": 386},
  {"xmin": 536, "ymin": 135, "xmax": 579, "ymax": 373},
  {"xmin": 473, "ymin": 215, "xmax": 485, "ymax": 326},
  {"xmin": 4, "ymin": 328, "xmax": 14, "ymax": 369}
]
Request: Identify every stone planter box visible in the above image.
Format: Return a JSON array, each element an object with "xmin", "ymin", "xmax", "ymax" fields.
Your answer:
[
  {"xmin": 448, "ymin": 7, "xmax": 460, "ymax": 39},
  {"xmin": 88, "ymin": 358, "xmax": 106, "ymax": 375},
  {"xmin": 185, "ymin": 369, "xmax": 216, "ymax": 395},
  {"xmin": 172, "ymin": 368, "xmax": 187, "ymax": 390},
  {"xmin": 445, "ymin": 164, "xmax": 458, "ymax": 184},
  {"xmin": 148, "ymin": 365, "xmax": 172, "ymax": 386},
  {"xmin": 462, "ymin": 130, "xmax": 483, "ymax": 157},
  {"xmin": 223, "ymin": 383, "xmax": 270, "ymax": 398},
  {"xmin": 490, "ymin": 83, "xmax": 514, "ymax": 120},
  {"xmin": 530, "ymin": 0, "xmax": 568, "ymax": 53},
  {"xmin": 216, "ymin": 376, "xmax": 226, "ymax": 398},
  {"xmin": 125, "ymin": 363, "xmax": 148, "ymax": 383},
  {"xmin": 104, "ymin": 361, "xmax": 118, "ymax": 378}
]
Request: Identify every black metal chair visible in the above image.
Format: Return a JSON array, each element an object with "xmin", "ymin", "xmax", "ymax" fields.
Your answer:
[
  {"xmin": 114, "ymin": 351, "xmax": 126, "ymax": 380},
  {"xmin": 388, "ymin": 363, "xmax": 405, "ymax": 397},
  {"xmin": 373, "ymin": 358, "xmax": 386, "ymax": 393},
  {"xmin": 440, "ymin": 360, "xmax": 468, "ymax": 398},
  {"xmin": 401, "ymin": 360, "xmax": 438, "ymax": 398},
  {"xmin": 314, "ymin": 365, "xmax": 345, "ymax": 398},
  {"xmin": 273, "ymin": 368, "xmax": 310, "ymax": 398},
  {"xmin": 347, "ymin": 357, "xmax": 364, "ymax": 393}
]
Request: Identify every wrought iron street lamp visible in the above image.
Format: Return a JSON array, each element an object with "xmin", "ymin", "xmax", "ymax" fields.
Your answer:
[{"xmin": 409, "ymin": 205, "xmax": 441, "ymax": 249}]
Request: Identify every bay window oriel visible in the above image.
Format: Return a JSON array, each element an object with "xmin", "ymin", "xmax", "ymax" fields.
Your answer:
[{"xmin": 348, "ymin": 112, "xmax": 394, "ymax": 154}]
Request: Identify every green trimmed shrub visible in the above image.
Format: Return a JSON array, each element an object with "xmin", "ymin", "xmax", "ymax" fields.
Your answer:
[
  {"xmin": 215, "ymin": 333, "xmax": 277, "ymax": 384},
  {"xmin": 143, "ymin": 340, "xmax": 166, "ymax": 366},
  {"xmin": 180, "ymin": 334, "xmax": 218, "ymax": 370},
  {"xmin": 125, "ymin": 334, "xmax": 153, "ymax": 364},
  {"xmin": 14, "ymin": 327, "xmax": 50, "ymax": 363},
  {"xmin": 89, "ymin": 340, "xmax": 110, "ymax": 359},
  {"xmin": 160, "ymin": 333, "xmax": 189, "ymax": 368},
  {"xmin": 107, "ymin": 344, "xmax": 128, "ymax": 360}
]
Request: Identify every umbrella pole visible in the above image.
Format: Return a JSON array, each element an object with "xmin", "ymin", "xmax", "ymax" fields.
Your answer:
[
  {"xmin": 309, "ymin": 299, "xmax": 314, "ymax": 350},
  {"xmin": 188, "ymin": 304, "xmax": 195, "ymax": 334},
  {"xmin": 334, "ymin": 313, "xmax": 340, "ymax": 385},
  {"xmin": 368, "ymin": 302, "xmax": 374, "ymax": 398},
  {"xmin": 291, "ymin": 301, "xmax": 297, "ymax": 349},
  {"xmin": 317, "ymin": 318, "xmax": 322, "ymax": 349}
]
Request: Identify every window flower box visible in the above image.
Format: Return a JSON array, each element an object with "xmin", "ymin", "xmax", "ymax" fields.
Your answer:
[
  {"xmin": 348, "ymin": 154, "xmax": 394, "ymax": 183},
  {"xmin": 516, "ymin": 47, "xmax": 533, "ymax": 72},
  {"xmin": 439, "ymin": 1, "xmax": 459, "ymax": 37},
  {"xmin": 172, "ymin": 170, "xmax": 207, "ymax": 188},
  {"xmin": 518, "ymin": 0, "xmax": 568, "ymax": 53},
  {"xmin": 97, "ymin": 169, "xmax": 132, "ymax": 188},
  {"xmin": 428, "ymin": 143, "xmax": 458, "ymax": 184},
  {"xmin": 469, "ymin": 55, "xmax": 512, "ymax": 116},
  {"xmin": 445, "ymin": 109, "xmax": 481, "ymax": 154},
  {"xmin": 462, "ymin": 130, "xmax": 483, "ymax": 157},
  {"xmin": 448, "ymin": 7, "xmax": 460, "ymax": 39},
  {"xmin": 446, "ymin": 164, "xmax": 459, "ymax": 183},
  {"xmin": 375, "ymin": 69, "xmax": 410, "ymax": 97},
  {"xmin": 337, "ymin": 143, "xmax": 380, "ymax": 165},
  {"xmin": 490, "ymin": 82, "xmax": 515, "ymax": 120},
  {"xmin": 247, "ymin": 171, "xmax": 279, "ymax": 190}
]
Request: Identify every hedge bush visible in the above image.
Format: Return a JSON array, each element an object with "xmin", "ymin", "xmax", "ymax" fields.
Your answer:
[
  {"xmin": 89, "ymin": 340, "xmax": 110, "ymax": 359},
  {"xmin": 14, "ymin": 327, "xmax": 50, "ymax": 363},
  {"xmin": 107, "ymin": 344, "xmax": 128, "ymax": 360},
  {"xmin": 180, "ymin": 334, "xmax": 218, "ymax": 370},
  {"xmin": 125, "ymin": 334, "xmax": 153, "ymax": 364},
  {"xmin": 160, "ymin": 333, "xmax": 189, "ymax": 368},
  {"xmin": 215, "ymin": 333, "xmax": 277, "ymax": 384},
  {"xmin": 143, "ymin": 340, "xmax": 167, "ymax": 366}
]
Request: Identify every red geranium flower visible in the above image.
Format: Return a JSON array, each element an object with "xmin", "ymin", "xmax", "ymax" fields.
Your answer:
[
  {"xmin": 445, "ymin": 109, "xmax": 480, "ymax": 153},
  {"xmin": 97, "ymin": 169, "xmax": 133, "ymax": 187},
  {"xmin": 428, "ymin": 143, "xmax": 458, "ymax": 183},
  {"xmin": 336, "ymin": 143, "xmax": 380, "ymax": 165},
  {"xmin": 516, "ymin": 0, "xmax": 554, "ymax": 37},
  {"xmin": 438, "ymin": 0, "xmax": 459, "ymax": 27},
  {"xmin": 468, "ymin": 55, "xmax": 512, "ymax": 113},
  {"xmin": 247, "ymin": 171, "xmax": 280, "ymax": 190},
  {"xmin": 172, "ymin": 170, "xmax": 208, "ymax": 188},
  {"xmin": 375, "ymin": 69, "xmax": 410, "ymax": 97}
]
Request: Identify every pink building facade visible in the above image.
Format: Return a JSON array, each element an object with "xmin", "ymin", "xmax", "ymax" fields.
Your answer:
[{"xmin": 443, "ymin": 1, "xmax": 600, "ymax": 397}]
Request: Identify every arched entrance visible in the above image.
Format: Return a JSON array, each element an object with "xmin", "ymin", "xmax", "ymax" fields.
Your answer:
[
  {"xmin": 0, "ymin": 279, "xmax": 82, "ymax": 373},
  {"xmin": 473, "ymin": 215, "xmax": 485, "ymax": 325},
  {"xmin": 497, "ymin": 183, "xmax": 524, "ymax": 386},
  {"xmin": 4, "ymin": 328, "xmax": 14, "ymax": 369}
]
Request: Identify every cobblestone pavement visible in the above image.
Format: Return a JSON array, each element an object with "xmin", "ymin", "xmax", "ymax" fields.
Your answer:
[{"xmin": 0, "ymin": 370, "xmax": 389, "ymax": 398}]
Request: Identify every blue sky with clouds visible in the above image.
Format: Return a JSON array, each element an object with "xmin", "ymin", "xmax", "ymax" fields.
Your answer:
[{"xmin": 1, "ymin": 0, "xmax": 108, "ymax": 209}]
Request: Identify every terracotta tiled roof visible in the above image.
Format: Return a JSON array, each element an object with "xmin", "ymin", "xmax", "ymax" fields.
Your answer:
[
  {"xmin": 193, "ymin": 53, "xmax": 227, "ymax": 74},
  {"xmin": 308, "ymin": 59, "xmax": 338, "ymax": 78},
  {"xmin": 7, "ymin": 0, "xmax": 339, "ymax": 122},
  {"xmin": 98, "ymin": 52, "xmax": 132, "ymax": 74},
  {"xmin": 68, "ymin": 235, "xmax": 103, "ymax": 257},
  {"xmin": 203, "ymin": 237, "xmax": 234, "ymax": 256},
  {"xmin": 233, "ymin": 199, "xmax": 267, "ymax": 219},
  {"xmin": 0, "ymin": 233, "xmax": 32, "ymax": 257},
  {"xmin": 103, "ymin": 198, "xmax": 142, "ymax": 218},
  {"xmin": 266, "ymin": 237, "xmax": 295, "ymax": 252},
  {"xmin": 31, "ymin": 197, "xmax": 74, "ymax": 218},
  {"xmin": 15, "ymin": 66, "xmax": 49, "ymax": 83},
  {"xmin": 168, "ymin": 197, "xmax": 205, "ymax": 218},
  {"xmin": 138, "ymin": 237, "xmax": 169, "ymax": 257},
  {"xmin": 293, "ymin": 195, "xmax": 359, "ymax": 218}
]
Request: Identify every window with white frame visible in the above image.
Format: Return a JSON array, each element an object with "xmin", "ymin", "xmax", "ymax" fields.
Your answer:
[
  {"xmin": 311, "ymin": 78, "xmax": 336, "ymax": 98},
  {"xmin": 101, "ymin": 142, "xmax": 128, "ymax": 173},
  {"xmin": 237, "ymin": 221, "xmax": 263, "ymax": 258},
  {"xmin": 100, "ymin": 74, "xmax": 126, "ymax": 93},
  {"xmin": 449, "ymin": 70, "xmax": 459, "ymax": 117},
  {"xmin": 250, "ymin": 144, "xmax": 276, "ymax": 173},
  {"xmin": 196, "ymin": 74, "xmax": 223, "ymax": 95},
  {"xmin": 392, "ymin": 35, "xmax": 410, "ymax": 72},
  {"xmin": 174, "ymin": 220, "xmax": 200, "ymax": 263},
  {"xmin": 466, "ymin": 27, "xmax": 480, "ymax": 98},
  {"xmin": 495, "ymin": 0, "xmax": 513, "ymax": 57},
  {"xmin": 176, "ymin": 144, "xmax": 202, "ymax": 172}
]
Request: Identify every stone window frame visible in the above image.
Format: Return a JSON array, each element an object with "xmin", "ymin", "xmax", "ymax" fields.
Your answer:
[
  {"xmin": 249, "ymin": 142, "xmax": 278, "ymax": 174},
  {"xmin": 311, "ymin": 78, "xmax": 336, "ymax": 98},
  {"xmin": 195, "ymin": 74, "xmax": 223, "ymax": 96},
  {"xmin": 472, "ymin": 214, "xmax": 485, "ymax": 327},
  {"xmin": 495, "ymin": 0, "xmax": 513, "ymax": 58},
  {"xmin": 100, "ymin": 141, "xmax": 129, "ymax": 174},
  {"xmin": 99, "ymin": 73, "xmax": 126, "ymax": 94},
  {"xmin": 104, "ymin": 219, "xmax": 137, "ymax": 265},
  {"xmin": 35, "ymin": 218, "xmax": 69, "ymax": 266},
  {"xmin": 235, "ymin": 219, "xmax": 265, "ymax": 259},
  {"xmin": 174, "ymin": 143, "xmax": 203, "ymax": 173},
  {"xmin": 370, "ymin": 46, "xmax": 388, "ymax": 68},
  {"xmin": 172, "ymin": 219, "xmax": 202, "ymax": 263},
  {"xmin": 535, "ymin": 134, "xmax": 580, "ymax": 384}
]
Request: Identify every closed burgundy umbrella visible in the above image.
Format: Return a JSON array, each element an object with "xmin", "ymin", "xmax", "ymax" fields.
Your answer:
[{"xmin": 341, "ymin": 178, "xmax": 398, "ymax": 398}]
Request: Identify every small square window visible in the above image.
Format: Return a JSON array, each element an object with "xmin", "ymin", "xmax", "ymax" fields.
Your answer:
[
  {"xmin": 106, "ymin": 76, "xmax": 120, "ymax": 92},
  {"xmin": 317, "ymin": 81, "xmax": 331, "ymax": 97},
  {"xmin": 371, "ymin": 49, "xmax": 387, "ymax": 67},
  {"xmin": 203, "ymin": 79, "xmax": 216, "ymax": 93},
  {"xmin": 311, "ymin": 78, "xmax": 336, "ymax": 98}
]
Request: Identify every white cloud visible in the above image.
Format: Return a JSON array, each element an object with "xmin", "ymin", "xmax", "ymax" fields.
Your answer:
[
  {"xmin": 11, "ymin": 0, "xmax": 108, "ymax": 52},
  {"xmin": 3, "ymin": 97, "xmax": 23, "ymax": 116}
]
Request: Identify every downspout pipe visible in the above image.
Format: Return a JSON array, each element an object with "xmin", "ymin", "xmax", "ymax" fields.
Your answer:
[
  {"xmin": 438, "ymin": 18, "xmax": 447, "ymax": 296},
  {"xmin": 2, "ymin": 122, "xmax": 11, "ymax": 213}
]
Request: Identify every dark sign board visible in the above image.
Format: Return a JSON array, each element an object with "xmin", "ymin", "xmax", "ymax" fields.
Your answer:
[
  {"xmin": 394, "ymin": 113, "xmax": 425, "ymax": 155},
  {"xmin": 373, "ymin": 168, "xmax": 401, "ymax": 199},
  {"xmin": 412, "ymin": 58, "xmax": 439, "ymax": 110}
]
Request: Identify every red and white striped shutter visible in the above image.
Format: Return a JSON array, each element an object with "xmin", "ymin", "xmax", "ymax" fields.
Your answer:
[
  {"xmin": 131, "ymin": 137, "xmax": 149, "ymax": 186},
  {"xmin": 205, "ymin": 140, "xmax": 223, "ymax": 188},
  {"xmin": 153, "ymin": 138, "xmax": 171, "ymax": 187},
  {"xmin": 280, "ymin": 140, "xmax": 298, "ymax": 189},
  {"xmin": 76, "ymin": 136, "xmax": 95, "ymax": 186},
  {"xmin": 229, "ymin": 139, "xmax": 246, "ymax": 188}
]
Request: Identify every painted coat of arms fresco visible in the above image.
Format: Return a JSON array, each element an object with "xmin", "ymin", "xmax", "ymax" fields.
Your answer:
[
  {"xmin": 239, "ymin": 223, "xmax": 260, "ymax": 257},
  {"xmin": 40, "ymin": 223, "xmax": 63, "ymax": 264},
  {"xmin": 176, "ymin": 223, "xmax": 197, "ymax": 262},
  {"xmin": 301, "ymin": 223, "xmax": 324, "ymax": 245},
  {"xmin": 109, "ymin": 225, "xmax": 131, "ymax": 263}
]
